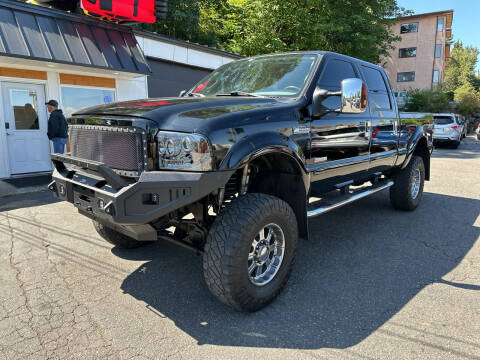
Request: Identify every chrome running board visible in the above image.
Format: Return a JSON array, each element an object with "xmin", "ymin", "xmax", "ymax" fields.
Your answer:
[{"xmin": 307, "ymin": 180, "xmax": 394, "ymax": 218}]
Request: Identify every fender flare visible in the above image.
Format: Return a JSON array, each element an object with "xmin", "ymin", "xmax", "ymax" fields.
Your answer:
[
  {"xmin": 401, "ymin": 126, "xmax": 429, "ymax": 169},
  {"xmin": 218, "ymin": 132, "xmax": 310, "ymax": 240},
  {"xmin": 399, "ymin": 126, "xmax": 431, "ymax": 180},
  {"xmin": 218, "ymin": 131, "xmax": 308, "ymax": 174}
]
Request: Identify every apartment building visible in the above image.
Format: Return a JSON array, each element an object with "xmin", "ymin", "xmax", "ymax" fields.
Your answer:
[{"xmin": 383, "ymin": 10, "xmax": 454, "ymax": 91}]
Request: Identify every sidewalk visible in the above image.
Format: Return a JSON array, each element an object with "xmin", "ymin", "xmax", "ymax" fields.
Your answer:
[{"xmin": 0, "ymin": 174, "xmax": 52, "ymax": 198}]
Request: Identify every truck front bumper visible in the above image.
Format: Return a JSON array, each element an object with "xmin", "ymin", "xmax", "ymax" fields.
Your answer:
[{"xmin": 49, "ymin": 154, "xmax": 233, "ymax": 239}]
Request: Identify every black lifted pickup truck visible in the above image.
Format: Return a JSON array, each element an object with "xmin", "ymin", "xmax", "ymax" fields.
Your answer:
[{"xmin": 49, "ymin": 52, "xmax": 433, "ymax": 311}]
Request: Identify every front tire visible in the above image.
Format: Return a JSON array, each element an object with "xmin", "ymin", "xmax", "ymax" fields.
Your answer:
[
  {"xmin": 203, "ymin": 193, "xmax": 298, "ymax": 312},
  {"xmin": 390, "ymin": 155, "xmax": 425, "ymax": 211},
  {"xmin": 92, "ymin": 220, "xmax": 146, "ymax": 249}
]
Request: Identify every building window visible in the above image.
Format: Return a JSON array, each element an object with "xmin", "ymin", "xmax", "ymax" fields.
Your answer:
[
  {"xmin": 400, "ymin": 22, "xmax": 418, "ymax": 34},
  {"xmin": 397, "ymin": 72, "xmax": 415, "ymax": 82},
  {"xmin": 437, "ymin": 17, "xmax": 444, "ymax": 32},
  {"xmin": 61, "ymin": 86, "xmax": 115, "ymax": 118},
  {"xmin": 435, "ymin": 44, "xmax": 442, "ymax": 58},
  {"xmin": 399, "ymin": 47, "xmax": 417, "ymax": 58},
  {"xmin": 433, "ymin": 70, "xmax": 439, "ymax": 83}
]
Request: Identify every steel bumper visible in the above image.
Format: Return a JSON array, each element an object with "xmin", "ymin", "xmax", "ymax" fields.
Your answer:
[{"xmin": 49, "ymin": 154, "xmax": 234, "ymax": 239}]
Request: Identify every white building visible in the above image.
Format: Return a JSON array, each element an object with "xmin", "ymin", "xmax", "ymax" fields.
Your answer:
[{"xmin": 0, "ymin": 0, "xmax": 240, "ymax": 179}]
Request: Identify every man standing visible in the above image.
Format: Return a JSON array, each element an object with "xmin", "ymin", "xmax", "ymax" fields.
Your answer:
[{"xmin": 46, "ymin": 100, "xmax": 68, "ymax": 154}]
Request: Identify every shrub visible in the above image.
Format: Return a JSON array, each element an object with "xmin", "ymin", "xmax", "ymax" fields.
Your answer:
[{"xmin": 404, "ymin": 88, "xmax": 450, "ymax": 113}]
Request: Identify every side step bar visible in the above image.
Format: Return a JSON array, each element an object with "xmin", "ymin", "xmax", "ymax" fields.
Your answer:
[{"xmin": 307, "ymin": 180, "xmax": 394, "ymax": 218}]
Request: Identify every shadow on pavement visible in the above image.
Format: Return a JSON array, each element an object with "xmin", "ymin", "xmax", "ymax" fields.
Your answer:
[
  {"xmin": 117, "ymin": 191, "xmax": 480, "ymax": 349},
  {"xmin": 0, "ymin": 190, "xmax": 60, "ymax": 212}
]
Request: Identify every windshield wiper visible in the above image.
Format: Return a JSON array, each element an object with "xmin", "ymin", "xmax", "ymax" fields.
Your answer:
[
  {"xmin": 186, "ymin": 92, "xmax": 205, "ymax": 97},
  {"xmin": 216, "ymin": 91, "xmax": 265, "ymax": 98}
]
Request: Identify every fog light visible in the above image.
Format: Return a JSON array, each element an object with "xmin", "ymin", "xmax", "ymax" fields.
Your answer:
[{"xmin": 58, "ymin": 184, "xmax": 66, "ymax": 196}]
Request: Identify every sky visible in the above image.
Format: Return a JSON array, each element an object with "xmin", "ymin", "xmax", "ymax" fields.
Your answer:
[{"xmin": 397, "ymin": 0, "xmax": 480, "ymax": 71}]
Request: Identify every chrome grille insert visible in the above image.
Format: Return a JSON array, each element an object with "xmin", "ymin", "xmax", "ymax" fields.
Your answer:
[{"xmin": 69, "ymin": 125, "xmax": 146, "ymax": 176}]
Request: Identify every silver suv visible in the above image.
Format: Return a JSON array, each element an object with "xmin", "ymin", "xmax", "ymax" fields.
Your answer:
[{"xmin": 433, "ymin": 114, "xmax": 463, "ymax": 148}]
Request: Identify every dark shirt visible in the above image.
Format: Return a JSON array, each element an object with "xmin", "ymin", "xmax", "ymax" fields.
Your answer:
[{"xmin": 47, "ymin": 109, "xmax": 68, "ymax": 140}]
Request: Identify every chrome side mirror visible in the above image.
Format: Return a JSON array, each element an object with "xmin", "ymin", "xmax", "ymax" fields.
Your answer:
[{"xmin": 340, "ymin": 78, "xmax": 367, "ymax": 114}]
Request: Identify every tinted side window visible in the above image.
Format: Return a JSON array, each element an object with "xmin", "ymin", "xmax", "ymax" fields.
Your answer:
[
  {"xmin": 318, "ymin": 59, "xmax": 357, "ymax": 110},
  {"xmin": 361, "ymin": 66, "xmax": 388, "ymax": 92},
  {"xmin": 318, "ymin": 59, "xmax": 356, "ymax": 89},
  {"xmin": 369, "ymin": 93, "xmax": 391, "ymax": 110},
  {"xmin": 361, "ymin": 66, "xmax": 391, "ymax": 110}
]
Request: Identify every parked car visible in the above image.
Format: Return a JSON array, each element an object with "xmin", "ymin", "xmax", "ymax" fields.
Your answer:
[
  {"xmin": 476, "ymin": 123, "xmax": 480, "ymax": 140},
  {"xmin": 433, "ymin": 113, "xmax": 463, "ymax": 148},
  {"xmin": 49, "ymin": 52, "xmax": 433, "ymax": 311}
]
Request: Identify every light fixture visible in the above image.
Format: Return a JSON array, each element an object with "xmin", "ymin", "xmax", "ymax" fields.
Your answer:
[{"xmin": 47, "ymin": 64, "xmax": 55, "ymax": 68}]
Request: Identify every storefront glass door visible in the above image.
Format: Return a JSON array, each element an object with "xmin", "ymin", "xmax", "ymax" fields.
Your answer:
[{"xmin": 2, "ymin": 82, "xmax": 51, "ymax": 175}]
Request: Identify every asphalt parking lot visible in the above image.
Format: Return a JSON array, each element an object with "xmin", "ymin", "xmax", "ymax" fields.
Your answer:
[{"xmin": 1, "ymin": 136, "xmax": 479, "ymax": 360}]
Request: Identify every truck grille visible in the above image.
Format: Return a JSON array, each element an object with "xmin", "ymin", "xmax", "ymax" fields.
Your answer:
[{"xmin": 69, "ymin": 125, "xmax": 146, "ymax": 176}]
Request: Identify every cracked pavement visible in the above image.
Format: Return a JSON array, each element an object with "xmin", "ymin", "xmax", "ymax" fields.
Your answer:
[{"xmin": 0, "ymin": 136, "xmax": 479, "ymax": 360}]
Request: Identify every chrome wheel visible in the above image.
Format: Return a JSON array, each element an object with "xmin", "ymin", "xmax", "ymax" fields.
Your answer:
[
  {"xmin": 248, "ymin": 223, "xmax": 285, "ymax": 286},
  {"xmin": 411, "ymin": 168, "xmax": 421, "ymax": 199}
]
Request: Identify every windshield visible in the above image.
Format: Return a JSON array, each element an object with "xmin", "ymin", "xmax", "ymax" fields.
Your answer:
[
  {"xmin": 189, "ymin": 54, "xmax": 319, "ymax": 97},
  {"xmin": 434, "ymin": 116, "xmax": 454, "ymax": 125}
]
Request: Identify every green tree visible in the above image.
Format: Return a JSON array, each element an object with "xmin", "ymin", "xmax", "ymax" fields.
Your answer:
[
  {"xmin": 221, "ymin": 0, "xmax": 409, "ymax": 63},
  {"xmin": 443, "ymin": 42, "xmax": 480, "ymax": 94},
  {"xmin": 137, "ymin": 0, "xmax": 224, "ymax": 47},
  {"xmin": 454, "ymin": 83, "xmax": 480, "ymax": 115},
  {"xmin": 140, "ymin": 0, "xmax": 409, "ymax": 63}
]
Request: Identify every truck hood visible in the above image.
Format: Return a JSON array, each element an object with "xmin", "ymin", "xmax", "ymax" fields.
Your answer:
[{"xmin": 72, "ymin": 97, "xmax": 296, "ymax": 133}]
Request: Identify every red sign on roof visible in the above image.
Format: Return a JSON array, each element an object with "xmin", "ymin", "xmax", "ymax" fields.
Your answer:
[{"xmin": 81, "ymin": 0, "xmax": 156, "ymax": 23}]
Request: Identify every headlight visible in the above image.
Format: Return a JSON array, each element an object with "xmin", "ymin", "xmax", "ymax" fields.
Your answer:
[{"xmin": 157, "ymin": 131, "xmax": 213, "ymax": 171}]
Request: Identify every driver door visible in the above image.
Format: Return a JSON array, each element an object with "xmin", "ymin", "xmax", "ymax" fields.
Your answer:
[{"xmin": 308, "ymin": 57, "xmax": 371, "ymax": 195}]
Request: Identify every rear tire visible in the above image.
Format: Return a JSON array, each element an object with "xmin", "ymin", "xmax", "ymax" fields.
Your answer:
[
  {"xmin": 451, "ymin": 140, "xmax": 460, "ymax": 149},
  {"xmin": 203, "ymin": 193, "xmax": 298, "ymax": 312},
  {"xmin": 390, "ymin": 155, "xmax": 425, "ymax": 211},
  {"xmin": 92, "ymin": 220, "xmax": 146, "ymax": 249}
]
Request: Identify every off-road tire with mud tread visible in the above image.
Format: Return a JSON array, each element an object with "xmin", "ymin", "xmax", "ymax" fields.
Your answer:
[
  {"xmin": 389, "ymin": 155, "xmax": 425, "ymax": 211},
  {"xmin": 203, "ymin": 193, "xmax": 298, "ymax": 312},
  {"xmin": 92, "ymin": 220, "xmax": 146, "ymax": 249}
]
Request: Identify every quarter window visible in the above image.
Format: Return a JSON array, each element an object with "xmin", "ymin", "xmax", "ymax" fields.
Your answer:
[
  {"xmin": 437, "ymin": 18, "xmax": 444, "ymax": 32},
  {"xmin": 397, "ymin": 72, "xmax": 415, "ymax": 82},
  {"xmin": 400, "ymin": 22, "xmax": 418, "ymax": 34},
  {"xmin": 435, "ymin": 44, "xmax": 442, "ymax": 58},
  {"xmin": 399, "ymin": 47, "xmax": 417, "ymax": 58}
]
